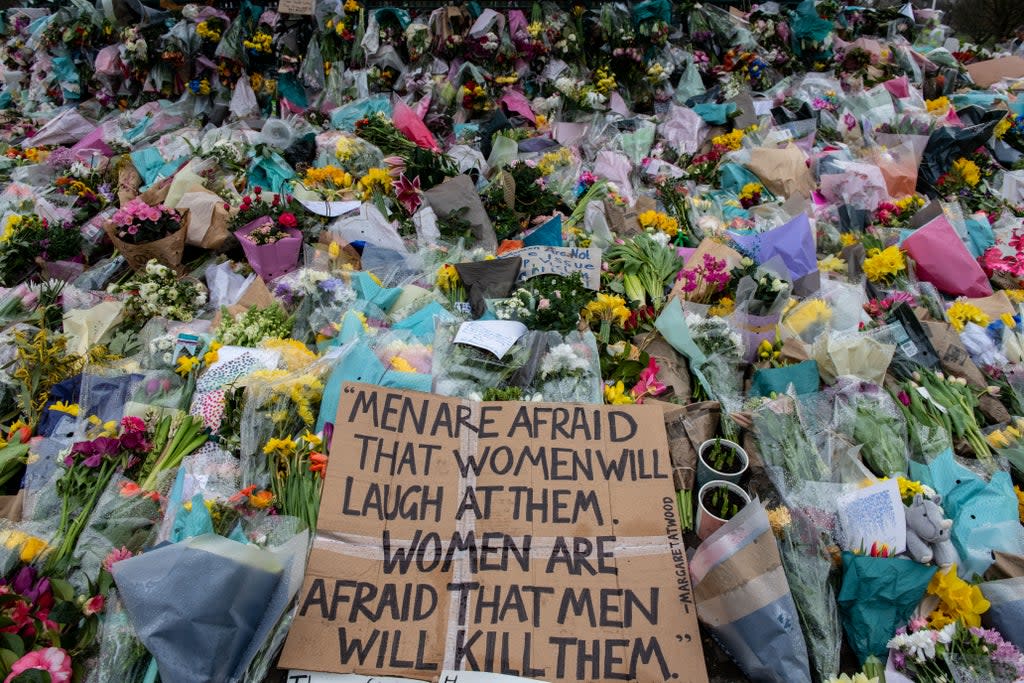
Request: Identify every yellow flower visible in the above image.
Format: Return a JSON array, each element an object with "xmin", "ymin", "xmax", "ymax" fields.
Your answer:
[
  {"xmin": 390, "ymin": 356, "xmax": 417, "ymax": 373},
  {"xmin": 175, "ymin": 355, "xmax": 199, "ymax": 376},
  {"xmin": 19, "ymin": 536, "xmax": 47, "ymax": 563},
  {"xmin": 1002, "ymin": 313, "xmax": 1017, "ymax": 329},
  {"xmin": 304, "ymin": 165, "xmax": 353, "ymax": 190},
  {"xmin": 927, "ymin": 565, "xmax": 990, "ymax": 628},
  {"xmin": 263, "ymin": 436, "xmax": 297, "ymax": 456},
  {"xmin": 925, "ymin": 96, "xmax": 950, "ymax": 116},
  {"xmin": 995, "ymin": 117, "xmax": 1012, "ymax": 139},
  {"xmin": 343, "ymin": 0, "xmax": 360, "ymax": 11},
  {"xmin": 49, "ymin": 401, "xmax": 79, "ymax": 417},
  {"xmin": 818, "ymin": 254, "xmax": 846, "ymax": 273},
  {"xmin": 862, "ymin": 246, "xmax": 907, "ymax": 284},
  {"xmin": 1007, "ymin": 289, "xmax": 1024, "ymax": 303},
  {"xmin": 738, "ymin": 182, "xmax": 763, "ymax": 201},
  {"xmin": 946, "ymin": 299, "xmax": 989, "ymax": 332},
  {"xmin": 0, "ymin": 214, "xmax": 22, "ymax": 243},
  {"xmin": 203, "ymin": 341, "xmax": 222, "ymax": 366},
  {"xmin": 712, "ymin": 129, "xmax": 744, "ymax": 151},
  {"xmin": 436, "ymin": 264, "xmax": 462, "ymax": 294},
  {"xmin": 249, "ymin": 490, "xmax": 274, "ymax": 509},
  {"xmin": 990, "ymin": 429, "xmax": 1012, "ymax": 449},
  {"xmin": 951, "ymin": 158, "xmax": 981, "ymax": 187},
  {"xmin": 583, "ymin": 293, "xmax": 631, "ymax": 326},
  {"xmin": 839, "ymin": 232, "xmax": 859, "ymax": 247},
  {"xmin": 263, "ymin": 339, "xmax": 318, "ymax": 371},
  {"xmin": 708, "ymin": 296, "xmax": 735, "ymax": 317},
  {"xmin": 896, "ymin": 476, "xmax": 925, "ymax": 503},
  {"xmin": 637, "ymin": 210, "xmax": 679, "ymax": 237},
  {"xmin": 302, "ymin": 430, "xmax": 322, "ymax": 447},
  {"xmin": 328, "ymin": 241, "xmax": 341, "ymax": 259},
  {"xmin": 603, "ymin": 381, "xmax": 635, "ymax": 405},
  {"xmin": 358, "ymin": 168, "xmax": 393, "ymax": 197},
  {"xmin": 1016, "ymin": 486, "xmax": 1024, "ymax": 523},
  {"xmin": 784, "ymin": 298, "xmax": 832, "ymax": 334},
  {"xmin": 766, "ymin": 506, "xmax": 792, "ymax": 536}
]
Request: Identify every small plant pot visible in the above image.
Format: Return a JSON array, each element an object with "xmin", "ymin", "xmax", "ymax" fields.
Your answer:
[
  {"xmin": 235, "ymin": 218, "xmax": 303, "ymax": 281},
  {"xmin": 696, "ymin": 438, "xmax": 749, "ymax": 490},
  {"xmin": 696, "ymin": 480, "xmax": 751, "ymax": 541}
]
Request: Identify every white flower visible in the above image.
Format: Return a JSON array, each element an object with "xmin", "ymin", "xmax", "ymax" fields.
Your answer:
[
  {"xmin": 771, "ymin": 278, "xmax": 785, "ymax": 292},
  {"xmin": 583, "ymin": 91, "xmax": 606, "ymax": 108},
  {"xmin": 697, "ymin": 215, "xmax": 725, "ymax": 233},
  {"xmin": 162, "ymin": 352, "xmax": 173, "ymax": 365},
  {"xmin": 540, "ymin": 343, "xmax": 589, "ymax": 378},
  {"xmin": 649, "ymin": 230, "xmax": 670, "ymax": 247}
]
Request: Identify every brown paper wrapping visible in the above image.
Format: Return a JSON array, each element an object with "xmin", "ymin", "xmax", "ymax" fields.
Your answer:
[
  {"xmin": 921, "ymin": 319, "xmax": 1011, "ymax": 424},
  {"xmin": 660, "ymin": 400, "xmax": 721, "ymax": 492},
  {"xmin": 985, "ymin": 551, "xmax": 1024, "ymax": 581},
  {"xmin": 104, "ymin": 210, "xmax": 190, "ymax": 273},
  {"xmin": 747, "ymin": 145, "xmax": 816, "ymax": 199},
  {"xmin": 0, "ymin": 491, "xmax": 24, "ymax": 522},
  {"xmin": 967, "ymin": 291, "xmax": 1015, "ymax": 321}
]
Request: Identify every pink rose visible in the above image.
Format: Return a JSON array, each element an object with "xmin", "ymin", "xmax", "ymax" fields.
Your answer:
[
  {"xmin": 277, "ymin": 212, "xmax": 297, "ymax": 228},
  {"xmin": 4, "ymin": 647, "xmax": 72, "ymax": 683}
]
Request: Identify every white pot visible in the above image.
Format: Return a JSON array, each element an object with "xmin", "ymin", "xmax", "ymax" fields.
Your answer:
[
  {"xmin": 696, "ymin": 438, "xmax": 749, "ymax": 490},
  {"xmin": 696, "ymin": 480, "xmax": 751, "ymax": 541}
]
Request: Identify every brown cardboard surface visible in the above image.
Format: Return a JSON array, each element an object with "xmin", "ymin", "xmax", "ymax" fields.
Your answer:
[
  {"xmin": 280, "ymin": 384, "xmax": 708, "ymax": 682},
  {"xmin": 966, "ymin": 56, "xmax": 1024, "ymax": 89}
]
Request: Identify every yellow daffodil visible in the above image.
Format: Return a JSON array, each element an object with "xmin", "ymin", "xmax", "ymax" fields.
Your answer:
[
  {"xmin": 390, "ymin": 356, "xmax": 417, "ymax": 373},
  {"xmin": 946, "ymin": 299, "xmax": 989, "ymax": 332},
  {"xmin": 839, "ymin": 232, "xmax": 859, "ymax": 247},
  {"xmin": 603, "ymin": 381, "xmax": 635, "ymax": 405},
  {"xmin": 818, "ymin": 254, "xmax": 847, "ymax": 273},
  {"xmin": 436, "ymin": 264, "xmax": 462, "ymax": 294},
  {"xmin": 175, "ymin": 355, "xmax": 200, "ymax": 376},
  {"xmin": 927, "ymin": 565, "xmax": 990, "ymax": 628},
  {"xmin": 861, "ymin": 245, "xmax": 907, "ymax": 284},
  {"xmin": 637, "ymin": 210, "xmax": 679, "ymax": 237},
  {"xmin": 358, "ymin": 168, "xmax": 393, "ymax": 197},
  {"xmin": 708, "ymin": 296, "xmax": 735, "ymax": 318},
  {"xmin": 583, "ymin": 293, "xmax": 631, "ymax": 326},
  {"xmin": 951, "ymin": 158, "xmax": 981, "ymax": 187},
  {"xmin": 925, "ymin": 96, "xmax": 950, "ymax": 116},
  {"xmin": 49, "ymin": 401, "xmax": 79, "ymax": 417},
  {"xmin": 203, "ymin": 341, "xmax": 222, "ymax": 366},
  {"xmin": 263, "ymin": 436, "xmax": 297, "ymax": 456},
  {"xmin": 711, "ymin": 129, "xmax": 744, "ymax": 151}
]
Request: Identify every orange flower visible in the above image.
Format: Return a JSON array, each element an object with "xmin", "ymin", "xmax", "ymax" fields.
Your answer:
[
  {"xmin": 309, "ymin": 452, "xmax": 328, "ymax": 478},
  {"xmin": 496, "ymin": 240, "xmax": 525, "ymax": 256},
  {"xmin": 248, "ymin": 490, "xmax": 274, "ymax": 509},
  {"xmin": 229, "ymin": 484, "xmax": 258, "ymax": 504},
  {"xmin": 120, "ymin": 481, "xmax": 142, "ymax": 497}
]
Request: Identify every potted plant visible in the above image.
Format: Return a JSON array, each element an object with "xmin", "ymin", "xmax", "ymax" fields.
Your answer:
[
  {"xmin": 235, "ymin": 217, "xmax": 303, "ymax": 281},
  {"xmin": 230, "ymin": 189, "xmax": 305, "ymax": 281},
  {"xmin": 696, "ymin": 480, "xmax": 751, "ymax": 540},
  {"xmin": 696, "ymin": 437, "xmax": 749, "ymax": 489},
  {"xmin": 104, "ymin": 198, "xmax": 188, "ymax": 272}
]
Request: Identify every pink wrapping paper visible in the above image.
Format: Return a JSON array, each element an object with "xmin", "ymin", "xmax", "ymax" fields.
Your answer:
[
  {"xmin": 902, "ymin": 215, "xmax": 992, "ymax": 298},
  {"xmin": 393, "ymin": 97, "xmax": 439, "ymax": 152},
  {"xmin": 883, "ymin": 76, "xmax": 910, "ymax": 99},
  {"xmin": 71, "ymin": 127, "xmax": 114, "ymax": 158},
  {"xmin": 498, "ymin": 90, "xmax": 535, "ymax": 123}
]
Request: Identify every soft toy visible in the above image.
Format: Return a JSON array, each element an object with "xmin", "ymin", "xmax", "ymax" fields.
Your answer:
[{"xmin": 904, "ymin": 493, "xmax": 958, "ymax": 567}]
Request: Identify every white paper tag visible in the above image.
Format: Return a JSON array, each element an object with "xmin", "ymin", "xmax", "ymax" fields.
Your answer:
[
  {"xmin": 916, "ymin": 386, "xmax": 948, "ymax": 414},
  {"xmin": 454, "ymin": 320, "xmax": 528, "ymax": 358},
  {"xmin": 298, "ymin": 198, "xmax": 362, "ymax": 217}
]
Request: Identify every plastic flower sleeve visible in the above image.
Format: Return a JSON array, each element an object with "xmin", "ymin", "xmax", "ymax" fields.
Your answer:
[
  {"xmin": 690, "ymin": 499, "xmax": 813, "ymax": 683},
  {"xmin": 68, "ymin": 475, "xmax": 162, "ymax": 592},
  {"xmin": 96, "ymin": 592, "xmax": 151, "ymax": 683},
  {"xmin": 112, "ymin": 528, "xmax": 308, "ymax": 683}
]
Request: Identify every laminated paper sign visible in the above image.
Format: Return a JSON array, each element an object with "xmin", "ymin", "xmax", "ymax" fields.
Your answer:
[
  {"xmin": 280, "ymin": 384, "xmax": 708, "ymax": 682},
  {"xmin": 503, "ymin": 246, "xmax": 603, "ymax": 290}
]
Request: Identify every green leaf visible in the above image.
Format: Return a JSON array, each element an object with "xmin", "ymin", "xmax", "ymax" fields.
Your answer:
[
  {"xmin": 0, "ymin": 648, "xmax": 20, "ymax": 673},
  {"xmin": 47, "ymin": 579, "xmax": 74, "ymax": 602},
  {"xmin": 0, "ymin": 635, "xmax": 22, "ymax": 658},
  {"xmin": 12, "ymin": 669, "xmax": 52, "ymax": 683},
  {"xmin": 46, "ymin": 601, "xmax": 80, "ymax": 625}
]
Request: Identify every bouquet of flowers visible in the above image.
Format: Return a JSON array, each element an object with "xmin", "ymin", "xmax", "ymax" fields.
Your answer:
[
  {"xmin": 493, "ymin": 273, "xmax": 594, "ymax": 334},
  {"xmin": 229, "ymin": 188, "xmax": 305, "ymax": 233},
  {"xmin": 109, "ymin": 199, "xmax": 182, "ymax": 246},
  {"xmin": 887, "ymin": 621, "xmax": 1024, "ymax": 682},
  {"xmin": 108, "ymin": 260, "xmax": 208, "ymax": 327},
  {"xmin": 215, "ymin": 303, "xmax": 294, "ymax": 347},
  {"xmin": 264, "ymin": 430, "xmax": 326, "ymax": 531},
  {"xmin": 0, "ymin": 213, "xmax": 83, "ymax": 286}
]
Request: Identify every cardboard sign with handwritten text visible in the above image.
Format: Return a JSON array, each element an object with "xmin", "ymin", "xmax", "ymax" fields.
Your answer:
[
  {"xmin": 503, "ymin": 246, "xmax": 602, "ymax": 290},
  {"xmin": 279, "ymin": 384, "xmax": 707, "ymax": 682}
]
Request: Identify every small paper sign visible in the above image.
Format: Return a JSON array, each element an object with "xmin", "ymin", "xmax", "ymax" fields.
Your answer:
[
  {"xmin": 453, "ymin": 320, "xmax": 528, "ymax": 358},
  {"xmin": 837, "ymin": 478, "xmax": 906, "ymax": 556},
  {"xmin": 277, "ymin": 0, "xmax": 315, "ymax": 14},
  {"xmin": 502, "ymin": 246, "xmax": 602, "ymax": 290}
]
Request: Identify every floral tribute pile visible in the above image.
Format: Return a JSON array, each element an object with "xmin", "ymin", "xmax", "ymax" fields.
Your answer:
[{"xmin": 2, "ymin": 0, "xmax": 1024, "ymax": 681}]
